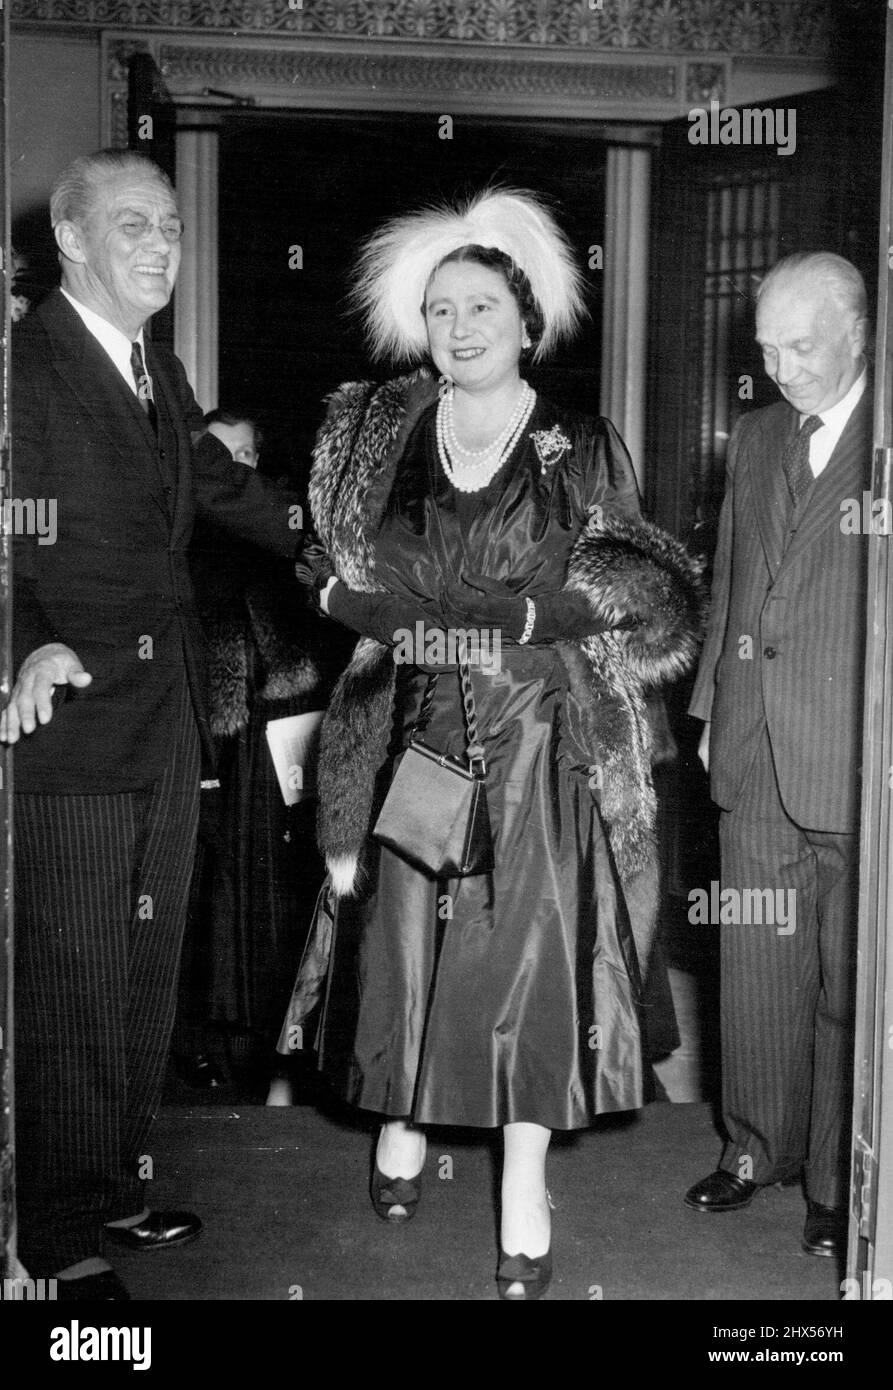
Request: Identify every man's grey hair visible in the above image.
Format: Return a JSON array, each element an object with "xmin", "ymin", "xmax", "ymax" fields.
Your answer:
[
  {"xmin": 756, "ymin": 251, "xmax": 868, "ymax": 323},
  {"xmin": 49, "ymin": 149, "xmax": 175, "ymax": 228}
]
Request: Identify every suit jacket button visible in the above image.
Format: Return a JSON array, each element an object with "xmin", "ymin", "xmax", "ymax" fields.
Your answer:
[{"xmin": 764, "ymin": 645, "xmax": 777, "ymax": 659}]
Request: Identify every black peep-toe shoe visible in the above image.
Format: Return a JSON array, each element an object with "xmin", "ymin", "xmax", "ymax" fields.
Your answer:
[
  {"xmin": 496, "ymin": 1247, "xmax": 553, "ymax": 1301},
  {"xmin": 370, "ymin": 1164, "xmax": 423, "ymax": 1223}
]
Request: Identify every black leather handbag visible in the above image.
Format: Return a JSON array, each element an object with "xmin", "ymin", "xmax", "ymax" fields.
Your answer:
[{"xmin": 373, "ymin": 636, "xmax": 494, "ymax": 878}]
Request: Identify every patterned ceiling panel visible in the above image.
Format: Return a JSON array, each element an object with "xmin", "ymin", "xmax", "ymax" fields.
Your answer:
[{"xmin": 11, "ymin": 0, "xmax": 833, "ymax": 58}]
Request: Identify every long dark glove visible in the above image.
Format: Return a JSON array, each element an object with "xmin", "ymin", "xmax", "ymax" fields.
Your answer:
[
  {"xmin": 326, "ymin": 584, "xmax": 448, "ymax": 647},
  {"xmin": 439, "ymin": 572, "xmax": 643, "ymax": 643},
  {"xmin": 295, "ymin": 546, "xmax": 447, "ymax": 646}
]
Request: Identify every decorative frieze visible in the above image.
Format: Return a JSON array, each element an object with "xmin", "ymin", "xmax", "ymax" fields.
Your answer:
[{"xmin": 12, "ymin": 0, "xmax": 833, "ymax": 59}]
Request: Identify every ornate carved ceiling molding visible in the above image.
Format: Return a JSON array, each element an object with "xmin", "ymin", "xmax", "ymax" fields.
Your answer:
[
  {"xmin": 103, "ymin": 31, "xmax": 713, "ymax": 137},
  {"xmin": 99, "ymin": 19, "xmax": 835, "ymax": 142},
  {"xmin": 13, "ymin": 1, "xmax": 834, "ymax": 59},
  {"xmin": 14, "ymin": 4, "xmax": 833, "ymax": 139}
]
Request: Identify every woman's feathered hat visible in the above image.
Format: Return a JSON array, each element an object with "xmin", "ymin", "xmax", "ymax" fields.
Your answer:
[{"xmin": 351, "ymin": 187, "xmax": 586, "ymax": 363}]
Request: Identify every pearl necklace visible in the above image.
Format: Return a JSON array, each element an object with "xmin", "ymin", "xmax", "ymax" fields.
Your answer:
[
  {"xmin": 436, "ymin": 383, "xmax": 537, "ymax": 494},
  {"xmin": 443, "ymin": 382, "xmax": 533, "ymax": 461}
]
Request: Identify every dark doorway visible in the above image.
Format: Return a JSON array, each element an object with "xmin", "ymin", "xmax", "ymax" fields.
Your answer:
[{"xmin": 217, "ymin": 113, "xmax": 609, "ymax": 485}]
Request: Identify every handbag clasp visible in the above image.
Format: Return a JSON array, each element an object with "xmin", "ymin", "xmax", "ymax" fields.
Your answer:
[{"xmin": 467, "ymin": 741, "xmax": 487, "ymax": 778}]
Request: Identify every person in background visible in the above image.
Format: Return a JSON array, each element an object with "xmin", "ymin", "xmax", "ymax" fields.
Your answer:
[
  {"xmin": 205, "ymin": 407, "xmax": 262, "ymax": 469},
  {"xmin": 178, "ymin": 408, "xmax": 338, "ymax": 1106},
  {"xmin": 685, "ymin": 252, "xmax": 871, "ymax": 1259},
  {"xmin": 171, "ymin": 406, "xmax": 267, "ymax": 1089}
]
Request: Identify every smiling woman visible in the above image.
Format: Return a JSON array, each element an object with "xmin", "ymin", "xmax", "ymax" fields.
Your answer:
[
  {"xmin": 286, "ymin": 187, "xmax": 705, "ymax": 1301},
  {"xmin": 216, "ymin": 115, "xmax": 608, "ymax": 485},
  {"xmin": 425, "ymin": 257, "xmax": 527, "ymax": 388},
  {"xmin": 424, "ymin": 254, "xmax": 534, "ymax": 488}
]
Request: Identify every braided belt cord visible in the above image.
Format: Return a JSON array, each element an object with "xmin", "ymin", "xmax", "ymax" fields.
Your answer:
[
  {"xmin": 409, "ymin": 631, "xmax": 485, "ymax": 773},
  {"xmin": 457, "ymin": 632, "xmax": 486, "ymax": 769}
]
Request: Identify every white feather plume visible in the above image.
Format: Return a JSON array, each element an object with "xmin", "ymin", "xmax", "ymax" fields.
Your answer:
[{"xmin": 351, "ymin": 187, "xmax": 586, "ymax": 363}]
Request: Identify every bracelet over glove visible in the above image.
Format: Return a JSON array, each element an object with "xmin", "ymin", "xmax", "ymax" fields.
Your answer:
[{"xmin": 438, "ymin": 572, "xmax": 642, "ymax": 643}]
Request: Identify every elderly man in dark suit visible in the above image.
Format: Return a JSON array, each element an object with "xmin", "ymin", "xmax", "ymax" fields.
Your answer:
[
  {"xmin": 684, "ymin": 252, "xmax": 871, "ymax": 1257},
  {"xmin": 1, "ymin": 150, "xmax": 304, "ymax": 1299}
]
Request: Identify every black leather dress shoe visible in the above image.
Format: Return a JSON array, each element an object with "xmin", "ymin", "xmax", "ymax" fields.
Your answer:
[
  {"xmin": 105, "ymin": 1210, "xmax": 202, "ymax": 1251},
  {"xmin": 57, "ymin": 1270, "xmax": 130, "ymax": 1301},
  {"xmin": 684, "ymin": 1169, "xmax": 759, "ymax": 1212},
  {"xmin": 802, "ymin": 1201, "xmax": 846, "ymax": 1257}
]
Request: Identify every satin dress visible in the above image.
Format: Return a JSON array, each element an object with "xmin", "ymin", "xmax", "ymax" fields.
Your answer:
[{"xmin": 317, "ymin": 397, "xmax": 654, "ymax": 1130}]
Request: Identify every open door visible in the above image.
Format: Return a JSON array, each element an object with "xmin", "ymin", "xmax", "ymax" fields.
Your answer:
[{"xmin": 848, "ymin": 4, "xmax": 893, "ymax": 1302}]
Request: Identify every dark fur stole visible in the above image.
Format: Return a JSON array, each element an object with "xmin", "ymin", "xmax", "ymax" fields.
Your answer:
[
  {"xmin": 311, "ymin": 374, "xmax": 706, "ymax": 905},
  {"xmin": 311, "ymin": 375, "xmax": 436, "ymax": 892},
  {"xmin": 191, "ymin": 535, "xmax": 322, "ymax": 738},
  {"xmin": 309, "ymin": 371, "xmax": 439, "ymax": 593}
]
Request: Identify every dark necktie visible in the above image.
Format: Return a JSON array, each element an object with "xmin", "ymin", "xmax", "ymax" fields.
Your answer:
[
  {"xmin": 781, "ymin": 414, "xmax": 823, "ymax": 505},
  {"xmin": 130, "ymin": 340, "xmax": 158, "ymax": 433}
]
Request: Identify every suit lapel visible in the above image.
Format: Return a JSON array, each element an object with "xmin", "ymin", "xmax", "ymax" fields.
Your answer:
[
  {"xmin": 38, "ymin": 291, "xmax": 172, "ymax": 520},
  {"xmin": 778, "ymin": 389, "xmax": 872, "ymax": 575},
  {"xmin": 748, "ymin": 403, "xmax": 795, "ymax": 580}
]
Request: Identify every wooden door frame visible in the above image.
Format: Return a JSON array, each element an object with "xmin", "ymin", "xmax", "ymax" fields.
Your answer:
[
  {"xmin": 848, "ymin": 1, "xmax": 893, "ymax": 1300},
  {"xmin": 0, "ymin": 0, "xmax": 15, "ymax": 1283}
]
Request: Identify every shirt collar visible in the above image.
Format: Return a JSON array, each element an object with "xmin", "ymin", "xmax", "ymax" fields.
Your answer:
[
  {"xmin": 60, "ymin": 287, "xmax": 146, "ymax": 360},
  {"xmin": 806, "ymin": 366, "xmax": 867, "ymax": 432}
]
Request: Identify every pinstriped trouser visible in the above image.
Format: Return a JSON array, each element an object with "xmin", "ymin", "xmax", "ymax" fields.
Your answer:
[
  {"xmin": 13, "ymin": 678, "xmax": 201, "ymax": 1274},
  {"xmin": 717, "ymin": 731, "xmax": 858, "ymax": 1209}
]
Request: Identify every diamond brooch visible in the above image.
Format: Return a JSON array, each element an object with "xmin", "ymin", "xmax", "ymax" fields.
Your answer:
[{"xmin": 531, "ymin": 426, "xmax": 571, "ymax": 476}]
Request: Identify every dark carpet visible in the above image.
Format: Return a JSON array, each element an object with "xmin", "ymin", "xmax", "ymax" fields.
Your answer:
[{"xmin": 112, "ymin": 1097, "xmax": 842, "ymax": 1301}]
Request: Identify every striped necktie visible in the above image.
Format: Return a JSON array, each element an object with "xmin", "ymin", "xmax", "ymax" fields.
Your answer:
[
  {"xmin": 781, "ymin": 414, "xmax": 823, "ymax": 505},
  {"xmin": 130, "ymin": 340, "xmax": 158, "ymax": 433}
]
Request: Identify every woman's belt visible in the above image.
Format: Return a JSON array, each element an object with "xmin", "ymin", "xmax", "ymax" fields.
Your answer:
[{"xmin": 398, "ymin": 643, "xmax": 558, "ymax": 677}]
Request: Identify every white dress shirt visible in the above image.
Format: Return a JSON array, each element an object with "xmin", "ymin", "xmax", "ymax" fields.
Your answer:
[
  {"xmin": 805, "ymin": 367, "xmax": 867, "ymax": 478},
  {"xmin": 60, "ymin": 288, "xmax": 146, "ymax": 396}
]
